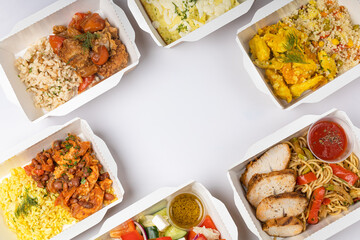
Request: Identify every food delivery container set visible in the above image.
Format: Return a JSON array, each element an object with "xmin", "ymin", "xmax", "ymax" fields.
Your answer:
[
  {"xmin": 0, "ymin": 0, "xmax": 360, "ymax": 239},
  {"xmin": 228, "ymin": 109, "xmax": 360, "ymax": 240}
]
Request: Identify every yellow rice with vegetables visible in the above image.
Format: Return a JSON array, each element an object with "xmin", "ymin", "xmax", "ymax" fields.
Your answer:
[
  {"xmin": 249, "ymin": 0, "xmax": 360, "ymax": 103},
  {"xmin": 141, "ymin": 0, "xmax": 239, "ymax": 44},
  {"xmin": 0, "ymin": 167, "xmax": 76, "ymax": 240}
]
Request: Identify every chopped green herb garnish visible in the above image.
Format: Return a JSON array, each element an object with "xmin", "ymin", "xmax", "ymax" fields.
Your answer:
[
  {"xmin": 66, "ymin": 135, "xmax": 76, "ymax": 141},
  {"xmin": 281, "ymin": 32, "xmax": 307, "ymax": 64},
  {"xmin": 74, "ymin": 32, "xmax": 100, "ymax": 50},
  {"xmin": 15, "ymin": 188, "xmax": 38, "ymax": 218},
  {"xmin": 177, "ymin": 23, "xmax": 187, "ymax": 33},
  {"xmin": 28, "ymin": 67, "xmax": 32, "ymax": 73},
  {"xmin": 81, "ymin": 178, "xmax": 86, "ymax": 184},
  {"xmin": 64, "ymin": 143, "xmax": 72, "ymax": 150}
]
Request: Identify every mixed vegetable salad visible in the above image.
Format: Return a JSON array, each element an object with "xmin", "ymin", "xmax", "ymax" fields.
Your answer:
[{"xmin": 109, "ymin": 193, "xmax": 224, "ymax": 240}]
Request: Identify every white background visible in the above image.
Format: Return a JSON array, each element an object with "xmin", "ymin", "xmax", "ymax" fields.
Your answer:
[{"xmin": 0, "ymin": 0, "xmax": 360, "ymax": 239}]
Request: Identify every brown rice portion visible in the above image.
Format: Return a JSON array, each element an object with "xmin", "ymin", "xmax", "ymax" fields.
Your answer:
[{"xmin": 15, "ymin": 37, "xmax": 81, "ymax": 111}]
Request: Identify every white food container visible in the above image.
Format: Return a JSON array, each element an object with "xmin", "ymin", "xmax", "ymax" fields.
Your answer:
[
  {"xmin": 90, "ymin": 181, "xmax": 238, "ymax": 240},
  {"xmin": 236, "ymin": 0, "xmax": 360, "ymax": 110},
  {"xmin": 0, "ymin": 118, "xmax": 125, "ymax": 240},
  {"xmin": 0, "ymin": 0, "xmax": 141, "ymax": 122},
  {"xmin": 228, "ymin": 109, "xmax": 360, "ymax": 240},
  {"xmin": 128, "ymin": 0, "xmax": 255, "ymax": 48}
]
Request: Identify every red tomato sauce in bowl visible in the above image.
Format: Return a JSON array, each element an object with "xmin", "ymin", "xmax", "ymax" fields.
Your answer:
[{"xmin": 308, "ymin": 121, "xmax": 347, "ymax": 161}]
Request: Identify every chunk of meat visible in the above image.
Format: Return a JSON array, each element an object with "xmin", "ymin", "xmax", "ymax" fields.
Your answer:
[
  {"xmin": 265, "ymin": 69, "xmax": 292, "ymax": 103},
  {"xmin": 263, "ymin": 216, "xmax": 304, "ymax": 237},
  {"xmin": 52, "ymin": 146, "xmax": 78, "ymax": 166},
  {"xmin": 46, "ymin": 175, "xmax": 57, "ymax": 193},
  {"xmin": 53, "ymin": 165, "xmax": 67, "ymax": 179},
  {"xmin": 53, "ymin": 25, "xmax": 67, "ymax": 35},
  {"xmin": 104, "ymin": 20, "xmax": 118, "ymax": 39},
  {"xmin": 76, "ymin": 165, "xmax": 99, "ymax": 196},
  {"xmin": 67, "ymin": 26, "xmax": 82, "ymax": 38},
  {"xmin": 71, "ymin": 184, "xmax": 104, "ymax": 220},
  {"xmin": 58, "ymin": 38, "xmax": 98, "ymax": 76},
  {"xmin": 263, "ymin": 26, "xmax": 306, "ymax": 54},
  {"xmin": 247, "ymin": 169, "xmax": 296, "ymax": 207},
  {"xmin": 83, "ymin": 152, "xmax": 98, "ymax": 166},
  {"xmin": 94, "ymin": 31, "xmax": 117, "ymax": 56},
  {"xmin": 241, "ymin": 143, "xmax": 291, "ymax": 188},
  {"xmin": 99, "ymin": 178, "xmax": 113, "ymax": 191},
  {"xmin": 253, "ymin": 59, "xmax": 284, "ymax": 70},
  {"xmin": 249, "ymin": 35, "xmax": 270, "ymax": 62},
  {"xmin": 53, "ymin": 25, "xmax": 82, "ymax": 39},
  {"xmin": 256, "ymin": 192, "xmax": 308, "ymax": 222},
  {"xmin": 262, "ymin": 33, "xmax": 287, "ymax": 53},
  {"xmin": 54, "ymin": 187, "xmax": 77, "ymax": 211},
  {"xmin": 318, "ymin": 50, "xmax": 337, "ymax": 79},
  {"xmin": 77, "ymin": 64, "xmax": 98, "ymax": 77},
  {"xmin": 98, "ymin": 40, "xmax": 128, "ymax": 78},
  {"xmin": 290, "ymin": 74, "xmax": 328, "ymax": 98},
  {"xmin": 78, "ymin": 141, "xmax": 91, "ymax": 156},
  {"xmin": 280, "ymin": 60, "xmax": 317, "ymax": 85}
]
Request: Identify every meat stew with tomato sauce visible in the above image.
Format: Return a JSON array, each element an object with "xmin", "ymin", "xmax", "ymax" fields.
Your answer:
[
  {"xmin": 24, "ymin": 133, "xmax": 116, "ymax": 220},
  {"xmin": 51, "ymin": 11, "xmax": 129, "ymax": 93}
]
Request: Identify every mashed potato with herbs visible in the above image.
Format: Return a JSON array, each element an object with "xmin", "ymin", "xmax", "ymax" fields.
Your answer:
[{"xmin": 141, "ymin": 0, "xmax": 239, "ymax": 44}]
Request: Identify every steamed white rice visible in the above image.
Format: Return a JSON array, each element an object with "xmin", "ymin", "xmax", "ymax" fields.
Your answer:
[{"xmin": 15, "ymin": 37, "xmax": 81, "ymax": 111}]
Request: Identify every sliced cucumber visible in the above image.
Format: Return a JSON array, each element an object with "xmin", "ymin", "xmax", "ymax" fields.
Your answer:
[
  {"xmin": 140, "ymin": 215, "xmax": 155, "ymax": 228},
  {"xmin": 154, "ymin": 208, "xmax": 168, "ymax": 217},
  {"xmin": 164, "ymin": 225, "xmax": 187, "ymax": 240},
  {"xmin": 145, "ymin": 226, "xmax": 159, "ymax": 239}
]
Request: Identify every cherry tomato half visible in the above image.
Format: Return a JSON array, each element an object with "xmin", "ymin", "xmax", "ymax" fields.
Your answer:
[
  {"xmin": 24, "ymin": 165, "xmax": 34, "ymax": 176},
  {"xmin": 78, "ymin": 75, "xmax": 95, "ymax": 93},
  {"xmin": 80, "ymin": 13, "xmax": 105, "ymax": 33},
  {"xmin": 49, "ymin": 35, "xmax": 65, "ymax": 54},
  {"xmin": 91, "ymin": 45, "xmax": 109, "ymax": 65},
  {"xmin": 69, "ymin": 12, "xmax": 90, "ymax": 31}
]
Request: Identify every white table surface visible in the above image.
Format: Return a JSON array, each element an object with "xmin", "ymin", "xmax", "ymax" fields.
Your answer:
[{"xmin": 1, "ymin": 0, "xmax": 360, "ymax": 239}]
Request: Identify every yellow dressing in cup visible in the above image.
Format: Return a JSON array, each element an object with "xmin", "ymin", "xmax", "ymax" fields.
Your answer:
[{"xmin": 168, "ymin": 192, "xmax": 205, "ymax": 230}]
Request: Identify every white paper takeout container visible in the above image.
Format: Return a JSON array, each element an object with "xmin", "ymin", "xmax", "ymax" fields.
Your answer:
[
  {"xmin": 128, "ymin": 0, "xmax": 255, "ymax": 48},
  {"xmin": 236, "ymin": 0, "xmax": 360, "ymax": 110},
  {"xmin": 0, "ymin": 0, "xmax": 141, "ymax": 122},
  {"xmin": 90, "ymin": 181, "xmax": 238, "ymax": 240},
  {"xmin": 228, "ymin": 109, "xmax": 360, "ymax": 240},
  {"xmin": 0, "ymin": 118, "xmax": 125, "ymax": 240}
]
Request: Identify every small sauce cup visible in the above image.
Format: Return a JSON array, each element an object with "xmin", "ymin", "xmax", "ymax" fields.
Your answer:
[
  {"xmin": 167, "ymin": 192, "xmax": 205, "ymax": 230},
  {"xmin": 307, "ymin": 116, "xmax": 355, "ymax": 163}
]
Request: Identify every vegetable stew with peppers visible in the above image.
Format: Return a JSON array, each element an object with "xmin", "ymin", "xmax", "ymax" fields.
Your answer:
[{"xmin": 24, "ymin": 134, "xmax": 116, "ymax": 220}]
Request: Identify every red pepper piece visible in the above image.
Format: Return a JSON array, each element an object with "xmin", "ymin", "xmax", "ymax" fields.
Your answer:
[
  {"xmin": 297, "ymin": 172, "xmax": 317, "ymax": 185},
  {"xmin": 330, "ymin": 164, "xmax": 359, "ymax": 186},
  {"xmin": 307, "ymin": 187, "xmax": 326, "ymax": 224}
]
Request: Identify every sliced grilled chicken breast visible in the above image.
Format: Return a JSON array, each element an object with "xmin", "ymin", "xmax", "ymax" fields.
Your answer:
[
  {"xmin": 263, "ymin": 216, "xmax": 304, "ymax": 237},
  {"xmin": 246, "ymin": 169, "xmax": 296, "ymax": 207},
  {"xmin": 241, "ymin": 143, "xmax": 291, "ymax": 188},
  {"xmin": 256, "ymin": 192, "xmax": 308, "ymax": 222}
]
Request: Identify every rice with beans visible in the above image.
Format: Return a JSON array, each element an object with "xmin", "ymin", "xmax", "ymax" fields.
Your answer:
[
  {"xmin": 15, "ymin": 37, "xmax": 81, "ymax": 111},
  {"xmin": 0, "ymin": 167, "xmax": 76, "ymax": 240},
  {"xmin": 283, "ymin": 0, "xmax": 360, "ymax": 75}
]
